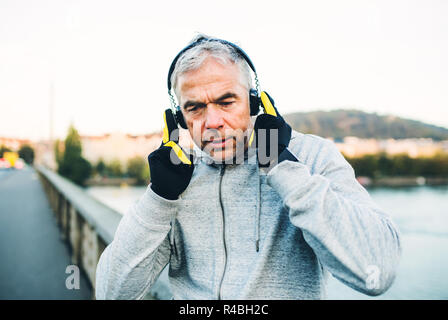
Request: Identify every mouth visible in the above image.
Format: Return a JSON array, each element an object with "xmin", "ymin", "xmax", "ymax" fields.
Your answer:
[{"xmin": 206, "ymin": 137, "xmax": 232, "ymax": 149}]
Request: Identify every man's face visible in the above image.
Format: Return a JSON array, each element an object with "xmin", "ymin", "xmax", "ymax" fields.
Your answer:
[{"xmin": 177, "ymin": 56, "xmax": 252, "ymax": 162}]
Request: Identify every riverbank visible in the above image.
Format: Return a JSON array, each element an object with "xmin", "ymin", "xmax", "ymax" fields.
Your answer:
[{"xmin": 357, "ymin": 176, "xmax": 448, "ymax": 188}]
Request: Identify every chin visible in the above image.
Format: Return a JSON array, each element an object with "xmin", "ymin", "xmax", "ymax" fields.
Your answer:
[
  {"xmin": 209, "ymin": 149, "xmax": 235, "ymax": 163},
  {"xmin": 203, "ymin": 138, "xmax": 249, "ymax": 164}
]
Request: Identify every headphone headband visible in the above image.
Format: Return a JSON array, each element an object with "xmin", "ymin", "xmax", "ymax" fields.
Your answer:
[{"xmin": 167, "ymin": 36, "xmax": 257, "ymax": 91}]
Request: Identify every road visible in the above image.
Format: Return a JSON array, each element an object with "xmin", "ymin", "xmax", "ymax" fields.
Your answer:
[{"xmin": 0, "ymin": 167, "xmax": 92, "ymax": 299}]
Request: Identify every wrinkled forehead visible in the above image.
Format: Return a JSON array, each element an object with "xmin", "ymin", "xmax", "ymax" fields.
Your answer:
[{"xmin": 176, "ymin": 56, "xmax": 247, "ymax": 102}]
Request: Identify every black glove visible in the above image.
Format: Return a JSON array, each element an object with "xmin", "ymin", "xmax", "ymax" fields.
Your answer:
[
  {"xmin": 147, "ymin": 109, "xmax": 194, "ymax": 200},
  {"xmin": 253, "ymin": 91, "xmax": 298, "ymax": 168}
]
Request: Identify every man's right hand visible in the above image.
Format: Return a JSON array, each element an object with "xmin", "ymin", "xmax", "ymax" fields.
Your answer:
[{"xmin": 147, "ymin": 109, "xmax": 194, "ymax": 200}]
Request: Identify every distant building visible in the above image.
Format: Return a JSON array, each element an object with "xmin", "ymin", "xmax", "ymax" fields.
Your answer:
[
  {"xmin": 335, "ymin": 137, "xmax": 381, "ymax": 157},
  {"xmin": 80, "ymin": 132, "xmax": 161, "ymax": 165},
  {"xmin": 335, "ymin": 136, "xmax": 448, "ymax": 158},
  {"xmin": 0, "ymin": 137, "xmax": 31, "ymax": 151},
  {"xmin": 20, "ymin": 130, "xmax": 194, "ymax": 170},
  {"xmin": 80, "ymin": 130, "xmax": 194, "ymax": 165}
]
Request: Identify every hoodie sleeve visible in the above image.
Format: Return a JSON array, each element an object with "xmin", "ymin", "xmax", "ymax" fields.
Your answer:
[
  {"xmin": 95, "ymin": 186, "xmax": 176, "ymax": 300},
  {"xmin": 266, "ymin": 138, "xmax": 402, "ymax": 296}
]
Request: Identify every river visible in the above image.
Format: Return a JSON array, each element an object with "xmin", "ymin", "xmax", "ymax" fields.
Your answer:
[{"xmin": 87, "ymin": 184, "xmax": 448, "ymax": 299}]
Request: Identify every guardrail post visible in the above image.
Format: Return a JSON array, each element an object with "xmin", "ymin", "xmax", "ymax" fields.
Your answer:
[
  {"xmin": 69, "ymin": 204, "xmax": 82, "ymax": 266},
  {"xmin": 81, "ymin": 222, "xmax": 100, "ymax": 289}
]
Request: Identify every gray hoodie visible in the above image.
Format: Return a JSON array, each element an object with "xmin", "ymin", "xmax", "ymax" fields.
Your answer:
[{"xmin": 95, "ymin": 131, "xmax": 401, "ymax": 299}]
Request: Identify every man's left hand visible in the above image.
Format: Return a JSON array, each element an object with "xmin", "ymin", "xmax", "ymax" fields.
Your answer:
[{"xmin": 253, "ymin": 91, "xmax": 298, "ymax": 169}]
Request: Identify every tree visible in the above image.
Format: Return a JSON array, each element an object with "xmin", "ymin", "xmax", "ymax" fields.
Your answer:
[
  {"xmin": 95, "ymin": 158, "xmax": 106, "ymax": 176},
  {"xmin": 57, "ymin": 125, "xmax": 92, "ymax": 186},
  {"xmin": 127, "ymin": 156, "xmax": 150, "ymax": 185},
  {"xmin": 345, "ymin": 152, "xmax": 448, "ymax": 178},
  {"xmin": 377, "ymin": 152, "xmax": 394, "ymax": 177},
  {"xmin": 54, "ymin": 139, "xmax": 63, "ymax": 166},
  {"xmin": 346, "ymin": 154, "xmax": 378, "ymax": 178},
  {"xmin": 18, "ymin": 144, "xmax": 35, "ymax": 164},
  {"xmin": 0, "ymin": 145, "xmax": 11, "ymax": 158},
  {"xmin": 107, "ymin": 159, "xmax": 123, "ymax": 177}
]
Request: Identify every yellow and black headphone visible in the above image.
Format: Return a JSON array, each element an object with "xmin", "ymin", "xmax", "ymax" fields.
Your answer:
[{"xmin": 166, "ymin": 36, "xmax": 277, "ymax": 130}]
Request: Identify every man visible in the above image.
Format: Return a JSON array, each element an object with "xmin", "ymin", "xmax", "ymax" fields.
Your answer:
[{"xmin": 95, "ymin": 35, "xmax": 401, "ymax": 299}]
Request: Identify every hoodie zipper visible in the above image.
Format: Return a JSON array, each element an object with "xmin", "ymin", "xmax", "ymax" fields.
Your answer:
[{"xmin": 217, "ymin": 165, "xmax": 227, "ymax": 300}]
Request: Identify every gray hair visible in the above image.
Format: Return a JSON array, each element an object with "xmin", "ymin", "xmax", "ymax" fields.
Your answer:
[{"xmin": 170, "ymin": 34, "xmax": 254, "ymax": 104}]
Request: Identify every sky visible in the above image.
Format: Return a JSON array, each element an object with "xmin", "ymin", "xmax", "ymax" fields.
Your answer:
[{"xmin": 1, "ymin": 0, "xmax": 447, "ymax": 141}]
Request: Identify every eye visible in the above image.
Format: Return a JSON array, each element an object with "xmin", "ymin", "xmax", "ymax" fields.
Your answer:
[
  {"xmin": 219, "ymin": 101, "xmax": 234, "ymax": 106},
  {"xmin": 186, "ymin": 103, "xmax": 206, "ymax": 113}
]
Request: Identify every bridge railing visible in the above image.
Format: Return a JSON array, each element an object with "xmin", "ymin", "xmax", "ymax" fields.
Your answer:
[{"xmin": 36, "ymin": 165, "xmax": 171, "ymax": 299}]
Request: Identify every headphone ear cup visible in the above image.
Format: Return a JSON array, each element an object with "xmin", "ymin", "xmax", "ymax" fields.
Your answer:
[
  {"xmin": 175, "ymin": 107, "xmax": 187, "ymax": 129},
  {"xmin": 249, "ymin": 89, "xmax": 260, "ymax": 116}
]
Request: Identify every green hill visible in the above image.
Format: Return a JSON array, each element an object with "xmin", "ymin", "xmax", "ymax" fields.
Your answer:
[{"xmin": 283, "ymin": 109, "xmax": 448, "ymax": 141}]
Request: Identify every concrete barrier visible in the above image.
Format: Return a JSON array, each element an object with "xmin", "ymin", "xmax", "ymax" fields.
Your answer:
[{"xmin": 36, "ymin": 165, "xmax": 171, "ymax": 300}]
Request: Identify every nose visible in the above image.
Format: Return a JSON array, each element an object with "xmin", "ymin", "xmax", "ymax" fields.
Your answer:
[{"xmin": 204, "ymin": 105, "xmax": 225, "ymax": 130}]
